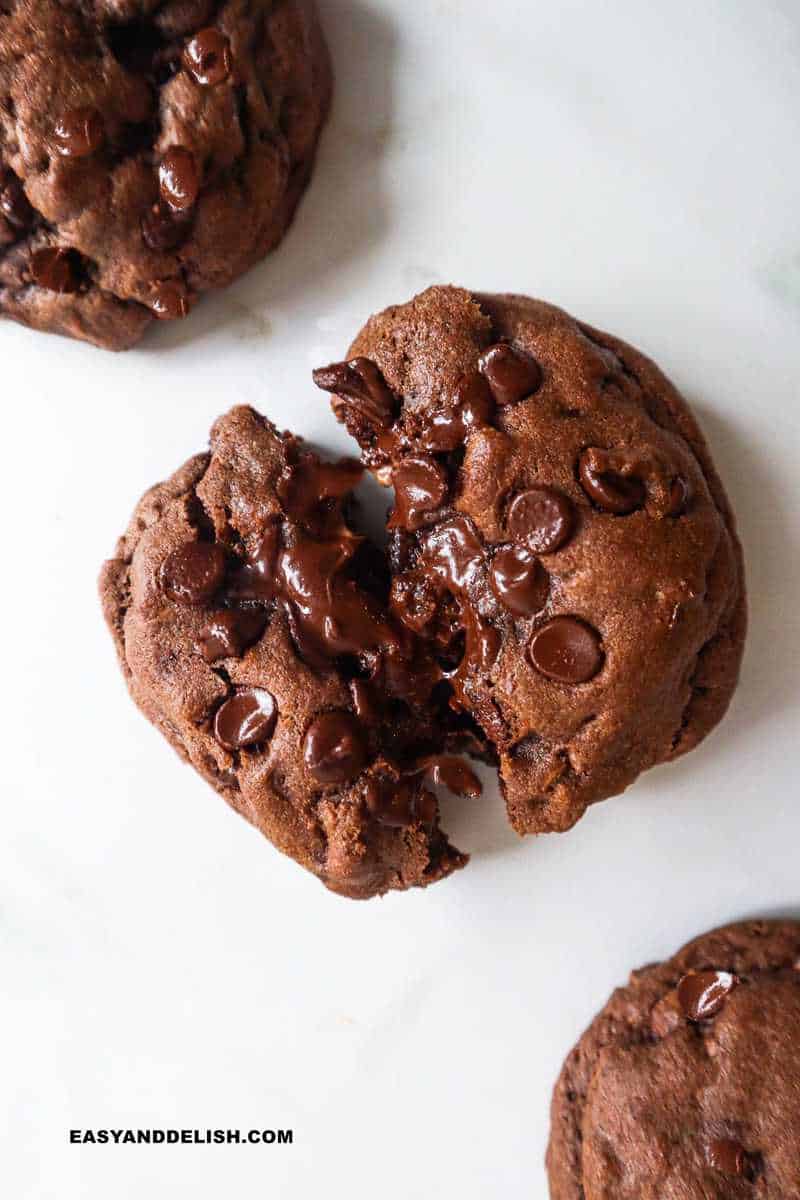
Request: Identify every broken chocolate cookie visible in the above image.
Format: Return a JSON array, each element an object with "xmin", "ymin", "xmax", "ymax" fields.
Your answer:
[
  {"xmin": 314, "ymin": 286, "xmax": 747, "ymax": 835},
  {"xmin": 100, "ymin": 405, "xmax": 478, "ymax": 898}
]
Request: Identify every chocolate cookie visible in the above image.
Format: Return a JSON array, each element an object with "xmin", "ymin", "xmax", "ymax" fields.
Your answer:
[
  {"xmin": 314, "ymin": 287, "xmax": 746, "ymax": 835},
  {"xmin": 100, "ymin": 405, "xmax": 479, "ymax": 898},
  {"xmin": 547, "ymin": 920, "xmax": 800, "ymax": 1198},
  {"xmin": 0, "ymin": 0, "xmax": 330, "ymax": 350}
]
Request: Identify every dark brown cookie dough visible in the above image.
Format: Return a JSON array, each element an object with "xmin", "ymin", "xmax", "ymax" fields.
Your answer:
[
  {"xmin": 0, "ymin": 0, "xmax": 330, "ymax": 350},
  {"xmin": 100, "ymin": 405, "xmax": 478, "ymax": 898},
  {"xmin": 314, "ymin": 286, "xmax": 746, "ymax": 835},
  {"xmin": 547, "ymin": 920, "xmax": 800, "ymax": 1199}
]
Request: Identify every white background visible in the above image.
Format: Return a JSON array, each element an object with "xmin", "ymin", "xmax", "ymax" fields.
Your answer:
[{"xmin": 4, "ymin": 2, "xmax": 799, "ymax": 1196}]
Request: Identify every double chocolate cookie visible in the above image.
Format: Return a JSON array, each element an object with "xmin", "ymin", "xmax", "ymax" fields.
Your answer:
[
  {"xmin": 0, "ymin": 0, "xmax": 330, "ymax": 349},
  {"xmin": 547, "ymin": 920, "xmax": 800, "ymax": 1198},
  {"xmin": 100, "ymin": 405, "xmax": 479, "ymax": 898},
  {"xmin": 314, "ymin": 286, "xmax": 746, "ymax": 835}
]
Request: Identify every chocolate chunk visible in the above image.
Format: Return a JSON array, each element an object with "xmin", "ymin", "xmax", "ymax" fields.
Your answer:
[
  {"xmin": 161, "ymin": 541, "xmax": 227, "ymax": 605},
  {"xmin": 677, "ymin": 970, "xmax": 737, "ymax": 1022},
  {"xmin": 197, "ymin": 609, "xmax": 267, "ymax": 661},
  {"xmin": 490, "ymin": 546, "xmax": 549, "ymax": 617},
  {"xmin": 478, "ymin": 343, "xmax": 543, "ymax": 406},
  {"xmin": 183, "ymin": 28, "xmax": 232, "ymax": 86},
  {"xmin": 0, "ymin": 171, "xmax": 33, "ymax": 230},
  {"xmin": 158, "ymin": 146, "xmax": 200, "ymax": 212},
  {"xmin": 423, "ymin": 515, "xmax": 485, "ymax": 591},
  {"xmin": 420, "ymin": 372, "xmax": 494, "ymax": 451},
  {"xmin": 312, "ymin": 357, "xmax": 397, "ymax": 430},
  {"xmin": 389, "ymin": 456, "xmax": 448, "ymax": 530},
  {"xmin": 417, "ymin": 755, "xmax": 482, "ymax": 797},
  {"xmin": 149, "ymin": 280, "xmax": 189, "ymax": 319},
  {"xmin": 214, "ymin": 688, "xmax": 277, "ymax": 750},
  {"xmin": 53, "ymin": 107, "xmax": 104, "ymax": 157},
  {"xmin": 141, "ymin": 202, "xmax": 190, "ymax": 252},
  {"xmin": 303, "ymin": 711, "xmax": 367, "ymax": 784},
  {"xmin": 365, "ymin": 776, "xmax": 424, "ymax": 827},
  {"xmin": 579, "ymin": 448, "xmax": 646, "ymax": 514},
  {"xmin": 529, "ymin": 617, "xmax": 603, "ymax": 683},
  {"xmin": 705, "ymin": 1138, "xmax": 747, "ymax": 1176},
  {"xmin": 29, "ymin": 247, "xmax": 80, "ymax": 293},
  {"xmin": 507, "ymin": 487, "xmax": 575, "ymax": 554}
]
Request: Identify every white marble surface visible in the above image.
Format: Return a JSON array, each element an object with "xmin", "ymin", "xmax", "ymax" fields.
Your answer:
[{"xmin": 3, "ymin": 2, "xmax": 800, "ymax": 1196}]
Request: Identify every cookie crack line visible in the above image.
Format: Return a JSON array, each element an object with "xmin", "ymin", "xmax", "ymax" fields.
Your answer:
[
  {"xmin": 100, "ymin": 287, "xmax": 745, "ymax": 897},
  {"xmin": 0, "ymin": 0, "xmax": 332, "ymax": 348}
]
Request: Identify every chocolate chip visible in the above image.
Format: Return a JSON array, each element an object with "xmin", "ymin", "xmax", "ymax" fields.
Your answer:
[
  {"xmin": 158, "ymin": 146, "xmax": 200, "ymax": 212},
  {"xmin": 53, "ymin": 107, "xmax": 104, "ymax": 158},
  {"xmin": 507, "ymin": 487, "xmax": 575, "ymax": 554},
  {"xmin": 197, "ymin": 609, "xmax": 267, "ymax": 662},
  {"xmin": 183, "ymin": 28, "xmax": 232, "ymax": 86},
  {"xmin": 667, "ymin": 475, "xmax": 691, "ymax": 516},
  {"xmin": 161, "ymin": 542, "xmax": 227, "ymax": 605},
  {"xmin": 389, "ymin": 456, "xmax": 449, "ymax": 530},
  {"xmin": 364, "ymin": 776, "xmax": 423, "ymax": 828},
  {"xmin": 490, "ymin": 546, "xmax": 549, "ymax": 616},
  {"xmin": 149, "ymin": 280, "xmax": 189, "ymax": 319},
  {"xmin": 578, "ymin": 448, "xmax": 646, "ymax": 514},
  {"xmin": 141, "ymin": 201, "xmax": 190, "ymax": 252},
  {"xmin": 478, "ymin": 343, "xmax": 543, "ymax": 406},
  {"xmin": 676, "ymin": 970, "xmax": 737, "ymax": 1022},
  {"xmin": 30, "ymin": 247, "xmax": 81, "ymax": 293},
  {"xmin": 214, "ymin": 688, "xmax": 277, "ymax": 750},
  {"xmin": 705, "ymin": 1138, "xmax": 747, "ymax": 1176},
  {"xmin": 529, "ymin": 617, "xmax": 603, "ymax": 683},
  {"xmin": 419, "ymin": 755, "xmax": 482, "ymax": 797},
  {"xmin": 312, "ymin": 357, "xmax": 397, "ymax": 430},
  {"xmin": 303, "ymin": 711, "xmax": 367, "ymax": 785},
  {"xmin": 0, "ymin": 171, "xmax": 33, "ymax": 230}
]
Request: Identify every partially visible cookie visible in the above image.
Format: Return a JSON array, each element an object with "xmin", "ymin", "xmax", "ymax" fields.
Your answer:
[
  {"xmin": 0, "ymin": 0, "xmax": 330, "ymax": 349},
  {"xmin": 314, "ymin": 286, "xmax": 746, "ymax": 835},
  {"xmin": 100, "ymin": 406, "xmax": 477, "ymax": 898},
  {"xmin": 547, "ymin": 920, "xmax": 800, "ymax": 1199}
]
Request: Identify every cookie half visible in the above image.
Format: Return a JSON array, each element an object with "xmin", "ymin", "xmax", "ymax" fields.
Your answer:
[
  {"xmin": 547, "ymin": 920, "xmax": 800, "ymax": 1198},
  {"xmin": 100, "ymin": 406, "xmax": 477, "ymax": 898},
  {"xmin": 314, "ymin": 286, "xmax": 747, "ymax": 834},
  {"xmin": 0, "ymin": 0, "xmax": 330, "ymax": 349}
]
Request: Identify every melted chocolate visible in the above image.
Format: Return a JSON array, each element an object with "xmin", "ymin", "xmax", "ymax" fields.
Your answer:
[
  {"xmin": 149, "ymin": 280, "xmax": 189, "ymax": 319},
  {"xmin": 389, "ymin": 456, "xmax": 448, "ymax": 531},
  {"xmin": 676, "ymin": 970, "xmax": 737, "ymax": 1022},
  {"xmin": 490, "ymin": 546, "xmax": 549, "ymax": 616},
  {"xmin": 506, "ymin": 487, "xmax": 575, "ymax": 554},
  {"xmin": 214, "ymin": 688, "xmax": 277, "ymax": 750},
  {"xmin": 313, "ymin": 357, "xmax": 397, "ymax": 431},
  {"xmin": 159, "ymin": 146, "xmax": 200, "ymax": 212},
  {"xmin": 478, "ymin": 343, "xmax": 543, "ymax": 406},
  {"xmin": 304, "ymin": 710, "xmax": 367, "ymax": 784},
  {"xmin": 529, "ymin": 617, "xmax": 603, "ymax": 683},
  {"xmin": 30, "ymin": 247, "xmax": 81, "ymax": 293},
  {"xmin": 183, "ymin": 28, "xmax": 232, "ymax": 86},
  {"xmin": 161, "ymin": 542, "xmax": 227, "ymax": 605},
  {"xmin": 197, "ymin": 609, "xmax": 267, "ymax": 662},
  {"xmin": 579, "ymin": 448, "xmax": 646, "ymax": 514},
  {"xmin": 53, "ymin": 107, "xmax": 104, "ymax": 157}
]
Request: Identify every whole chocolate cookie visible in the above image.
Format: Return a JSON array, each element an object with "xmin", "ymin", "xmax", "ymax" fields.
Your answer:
[
  {"xmin": 547, "ymin": 920, "xmax": 800, "ymax": 1198},
  {"xmin": 314, "ymin": 287, "xmax": 746, "ymax": 835},
  {"xmin": 100, "ymin": 405, "xmax": 479, "ymax": 898},
  {"xmin": 0, "ymin": 0, "xmax": 330, "ymax": 349}
]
